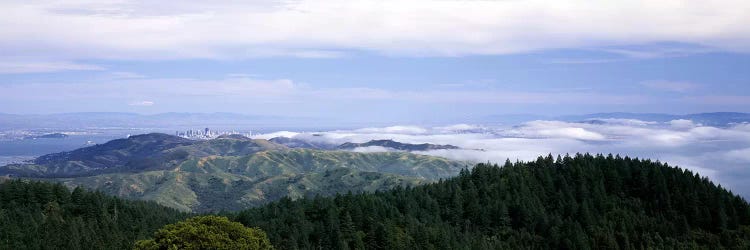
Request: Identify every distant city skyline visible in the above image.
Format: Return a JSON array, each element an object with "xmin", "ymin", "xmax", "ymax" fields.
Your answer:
[{"xmin": 175, "ymin": 127, "xmax": 252, "ymax": 140}]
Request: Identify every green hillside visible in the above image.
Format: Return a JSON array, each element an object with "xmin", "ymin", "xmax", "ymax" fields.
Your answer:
[
  {"xmin": 52, "ymin": 149, "xmax": 463, "ymax": 212},
  {"xmin": 0, "ymin": 134, "xmax": 286, "ymax": 177},
  {"xmin": 0, "ymin": 134, "xmax": 466, "ymax": 212},
  {"xmin": 167, "ymin": 135, "xmax": 288, "ymax": 157},
  {"xmin": 236, "ymin": 154, "xmax": 750, "ymax": 249}
]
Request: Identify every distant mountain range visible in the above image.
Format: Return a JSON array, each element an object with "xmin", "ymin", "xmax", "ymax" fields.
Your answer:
[
  {"xmin": 268, "ymin": 136, "xmax": 337, "ymax": 150},
  {"xmin": 338, "ymin": 139, "xmax": 460, "ymax": 151},
  {"xmin": 3, "ymin": 112, "xmax": 749, "ymax": 130},
  {"xmin": 559, "ymin": 112, "xmax": 750, "ymax": 126},
  {"xmin": 0, "ymin": 133, "xmax": 466, "ymax": 212},
  {"xmin": 24, "ymin": 133, "xmax": 68, "ymax": 139},
  {"xmin": 485, "ymin": 112, "xmax": 750, "ymax": 126},
  {"xmin": 268, "ymin": 137, "xmax": 461, "ymax": 152}
]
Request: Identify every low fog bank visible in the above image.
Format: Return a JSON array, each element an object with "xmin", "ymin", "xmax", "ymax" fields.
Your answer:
[{"xmin": 256, "ymin": 119, "xmax": 750, "ymax": 198}]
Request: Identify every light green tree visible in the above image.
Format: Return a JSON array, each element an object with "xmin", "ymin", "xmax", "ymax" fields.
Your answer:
[{"xmin": 134, "ymin": 215, "xmax": 274, "ymax": 250}]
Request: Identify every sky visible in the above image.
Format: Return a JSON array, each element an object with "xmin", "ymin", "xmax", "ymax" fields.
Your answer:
[{"xmin": 2, "ymin": 0, "xmax": 750, "ymax": 123}]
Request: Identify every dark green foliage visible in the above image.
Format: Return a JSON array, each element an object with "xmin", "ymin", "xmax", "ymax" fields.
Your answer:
[
  {"xmin": 236, "ymin": 154, "xmax": 750, "ymax": 249},
  {"xmin": 0, "ymin": 180, "xmax": 186, "ymax": 249},
  {"xmin": 134, "ymin": 215, "xmax": 274, "ymax": 250}
]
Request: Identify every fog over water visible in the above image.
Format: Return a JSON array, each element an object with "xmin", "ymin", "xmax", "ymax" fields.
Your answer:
[
  {"xmin": 256, "ymin": 119, "xmax": 750, "ymax": 198},
  {"xmin": 3, "ymin": 117, "xmax": 749, "ymax": 198}
]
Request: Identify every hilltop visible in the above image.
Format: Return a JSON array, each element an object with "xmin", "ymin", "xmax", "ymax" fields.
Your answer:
[
  {"xmin": 269, "ymin": 136, "xmax": 337, "ymax": 150},
  {"xmin": 0, "ymin": 133, "xmax": 466, "ymax": 212},
  {"xmin": 238, "ymin": 154, "xmax": 750, "ymax": 249},
  {"xmin": 1, "ymin": 133, "xmax": 286, "ymax": 177}
]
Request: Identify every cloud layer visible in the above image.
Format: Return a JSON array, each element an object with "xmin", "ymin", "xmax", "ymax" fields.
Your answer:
[
  {"xmin": 0, "ymin": 75, "xmax": 657, "ymax": 116},
  {"xmin": 255, "ymin": 119, "xmax": 750, "ymax": 198},
  {"xmin": 2, "ymin": 0, "xmax": 750, "ymax": 66}
]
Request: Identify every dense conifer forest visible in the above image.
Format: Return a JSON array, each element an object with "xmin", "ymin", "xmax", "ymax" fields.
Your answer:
[
  {"xmin": 2, "ymin": 154, "xmax": 750, "ymax": 249},
  {"xmin": 0, "ymin": 180, "xmax": 186, "ymax": 249},
  {"xmin": 236, "ymin": 154, "xmax": 750, "ymax": 249}
]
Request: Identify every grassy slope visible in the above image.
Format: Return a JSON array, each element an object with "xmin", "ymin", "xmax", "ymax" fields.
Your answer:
[
  {"xmin": 0, "ymin": 135, "xmax": 286, "ymax": 177},
  {"xmin": 52, "ymin": 149, "xmax": 465, "ymax": 212}
]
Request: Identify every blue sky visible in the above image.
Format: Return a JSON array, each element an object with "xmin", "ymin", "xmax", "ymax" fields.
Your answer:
[{"xmin": 2, "ymin": 0, "xmax": 749, "ymax": 123}]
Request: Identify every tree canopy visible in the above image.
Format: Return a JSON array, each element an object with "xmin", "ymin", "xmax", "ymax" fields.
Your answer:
[
  {"xmin": 237, "ymin": 154, "xmax": 750, "ymax": 249},
  {"xmin": 134, "ymin": 215, "xmax": 274, "ymax": 250},
  {"xmin": 0, "ymin": 180, "xmax": 185, "ymax": 249}
]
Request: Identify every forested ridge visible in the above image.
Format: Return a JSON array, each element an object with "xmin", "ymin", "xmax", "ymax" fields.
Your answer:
[
  {"xmin": 0, "ymin": 180, "xmax": 186, "ymax": 249},
  {"xmin": 2, "ymin": 153, "xmax": 750, "ymax": 249},
  {"xmin": 236, "ymin": 154, "xmax": 750, "ymax": 249}
]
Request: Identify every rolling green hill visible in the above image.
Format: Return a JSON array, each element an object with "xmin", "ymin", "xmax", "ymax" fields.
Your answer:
[
  {"xmin": 0, "ymin": 133, "xmax": 287, "ymax": 177},
  {"xmin": 167, "ymin": 135, "xmax": 288, "ymax": 158},
  {"xmin": 237, "ymin": 154, "xmax": 750, "ymax": 249},
  {"xmin": 0, "ymin": 134, "xmax": 467, "ymax": 212},
  {"xmin": 52, "ymin": 150, "xmax": 463, "ymax": 212},
  {"xmin": 2, "ymin": 133, "xmax": 196, "ymax": 177}
]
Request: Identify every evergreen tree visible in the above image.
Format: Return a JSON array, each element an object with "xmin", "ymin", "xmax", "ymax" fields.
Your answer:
[
  {"xmin": 0, "ymin": 180, "xmax": 186, "ymax": 250},
  {"xmin": 236, "ymin": 154, "xmax": 750, "ymax": 249}
]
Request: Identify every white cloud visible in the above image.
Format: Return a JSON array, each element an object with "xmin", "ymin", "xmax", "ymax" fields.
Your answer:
[
  {"xmin": 0, "ymin": 76, "xmax": 301, "ymax": 103},
  {"xmin": 640, "ymin": 81, "xmax": 700, "ymax": 92},
  {"xmin": 350, "ymin": 146, "xmax": 397, "ymax": 153},
  {"xmin": 508, "ymin": 120, "xmax": 607, "ymax": 141},
  {"xmin": 252, "ymin": 131, "xmax": 300, "ymax": 139},
  {"xmin": 587, "ymin": 118, "xmax": 658, "ymax": 126},
  {"xmin": 669, "ymin": 119, "xmax": 697, "ymax": 129},
  {"xmin": 128, "ymin": 100, "xmax": 154, "ymax": 106},
  {"xmin": 111, "ymin": 71, "xmax": 146, "ymax": 79},
  {"xmin": 725, "ymin": 148, "xmax": 750, "ymax": 162},
  {"xmin": 732, "ymin": 123, "xmax": 750, "ymax": 131},
  {"xmin": 684, "ymin": 95, "xmax": 750, "ymax": 105},
  {"xmin": 353, "ymin": 126, "xmax": 429, "ymax": 135},
  {"xmin": 0, "ymin": 74, "xmax": 744, "ymax": 115},
  {"xmin": 433, "ymin": 124, "xmax": 483, "ymax": 133},
  {"xmin": 601, "ymin": 46, "xmax": 714, "ymax": 59},
  {"xmin": 1, "ymin": 0, "xmax": 750, "ymax": 63},
  {"xmin": 0, "ymin": 60, "xmax": 104, "ymax": 74},
  {"xmin": 258, "ymin": 119, "xmax": 750, "ymax": 197}
]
